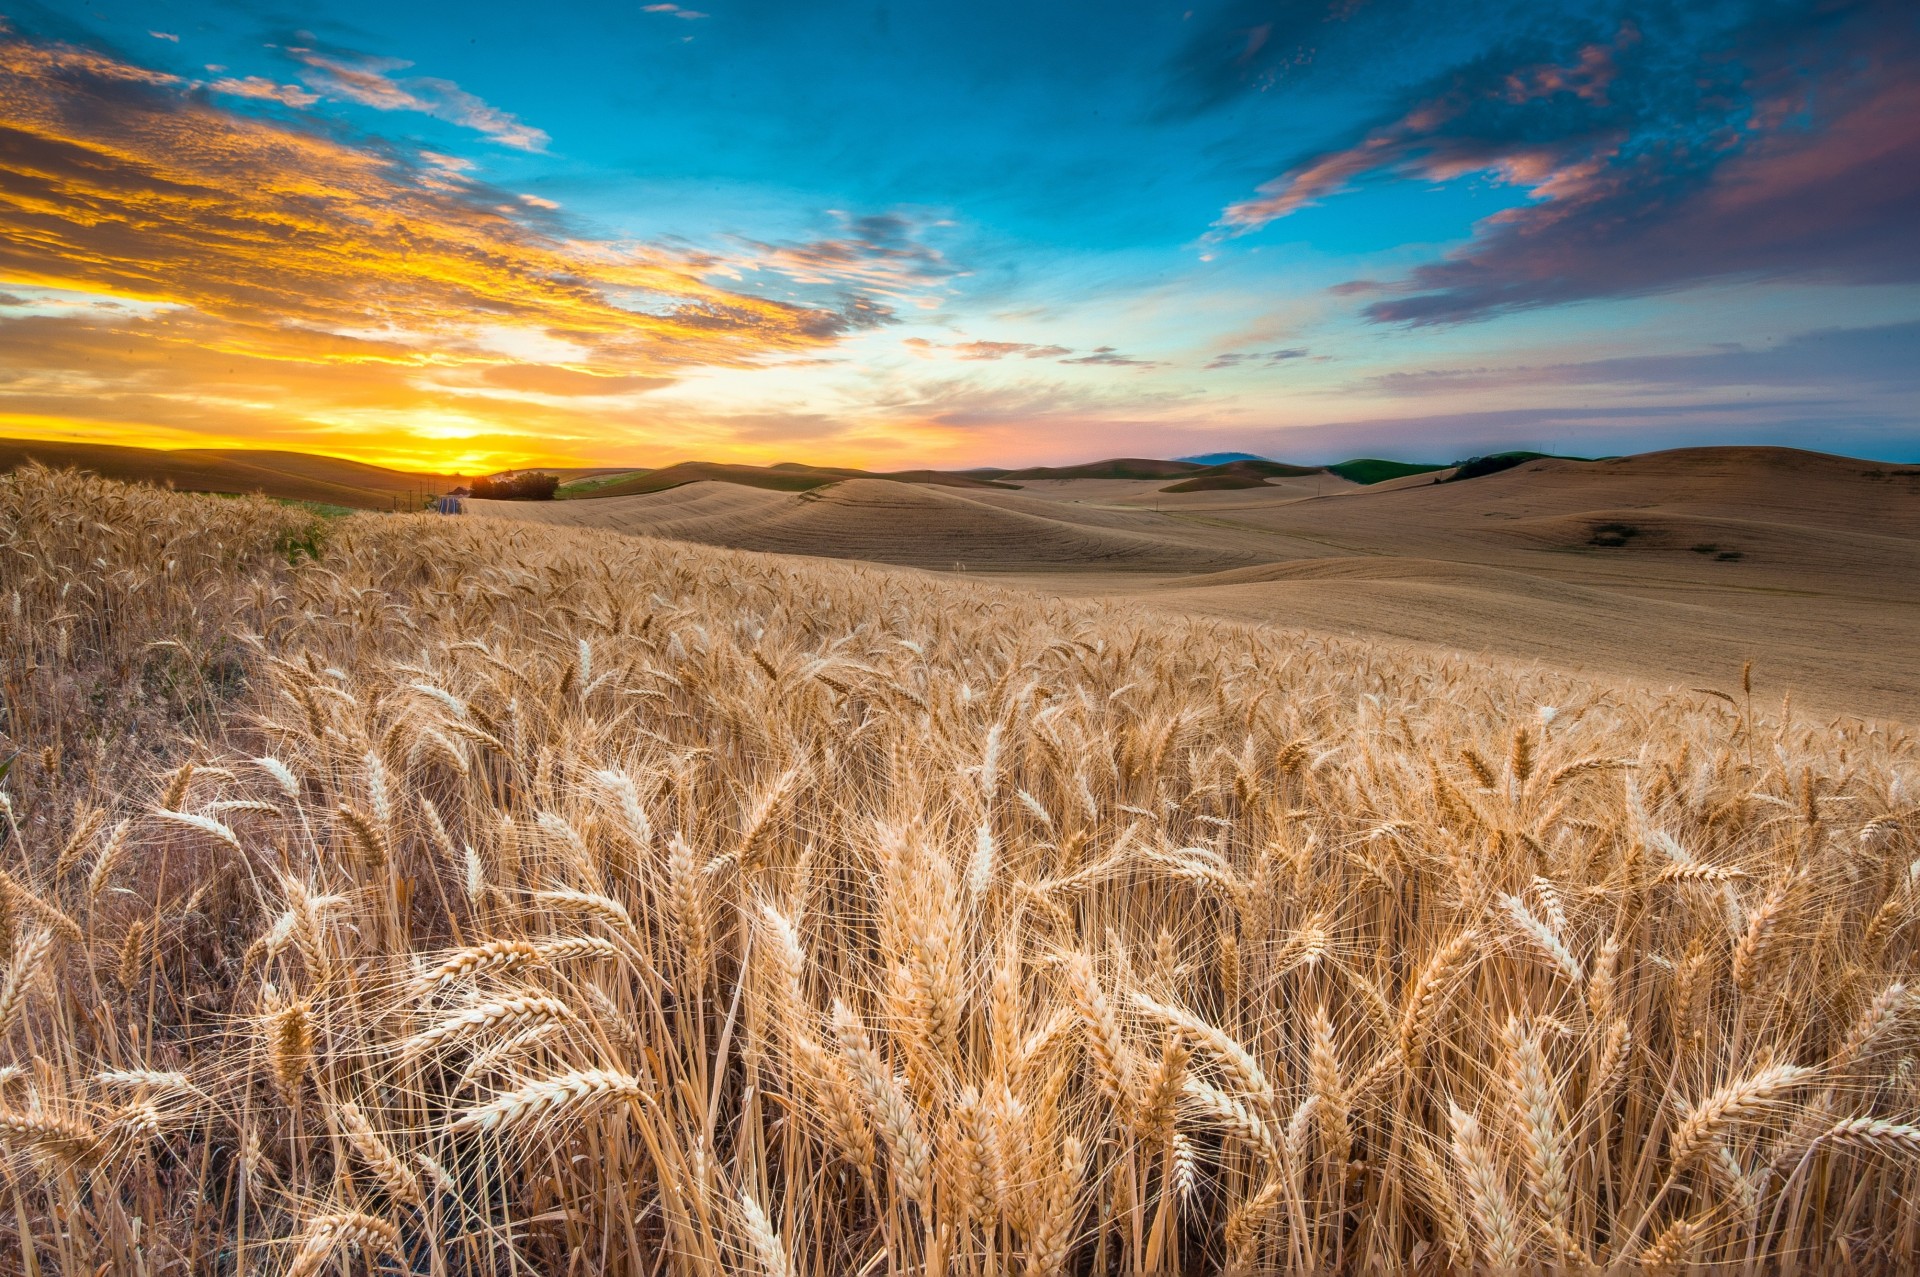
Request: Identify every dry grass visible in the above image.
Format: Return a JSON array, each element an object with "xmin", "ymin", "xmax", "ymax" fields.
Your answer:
[
  {"xmin": 2, "ymin": 463, "xmax": 1918, "ymax": 1273},
  {"xmin": 490, "ymin": 446, "xmax": 1920, "ymax": 722},
  {"xmin": 0, "ymin": 438, "xmax": 463, "ymax": 510}
]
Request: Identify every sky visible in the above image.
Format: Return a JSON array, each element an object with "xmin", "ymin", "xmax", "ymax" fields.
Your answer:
[{"xmin": 1, "ymin": 0, "xmax": 1916, "ymax": 472}]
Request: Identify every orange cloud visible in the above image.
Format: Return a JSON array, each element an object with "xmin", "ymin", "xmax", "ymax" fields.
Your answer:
[
  {"xmin": 0, "ymin": 26, "xmax": 901, "ymax": 469},
  {"xmin": 208, "ymin": 75, "xmax": 321, "ymax": 108}
]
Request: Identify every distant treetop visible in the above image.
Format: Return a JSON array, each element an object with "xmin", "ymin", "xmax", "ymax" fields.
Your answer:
[{"xmin": 471, "ymin": 470, "xmax": 560, "ymax": 501}]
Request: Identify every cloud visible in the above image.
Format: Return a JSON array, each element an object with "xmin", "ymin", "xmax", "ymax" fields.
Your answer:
[
  {"xmin": 1366, "ymin": 321, "xmax": 1920, "ymax": 397},
  {"xmin": 869, "ymin": 374, "xmax": 1205, "ymax": 434},
  {"xmin": 905, "ymin": 337, "xmax": 1072, "ymax": 361},
  {"xmin": 208, "ymin": 75, "xmax": 320, "ymax": 108},
  {"xmin": 149, "ymin": 31, "xmax": 179, "ymax": 43},
  {"xmin": 1217, "ymin": 21, "xmax": 1638, "ymax": 231},
  {"xmin": 1165, "ymin": 0, "xmax": 1432, "ymax": 115},
  {"xmin": 954, "ymin": 341, "xmax": 1071, "ymax": 360},
  {"xmin": 1060, "ymin": 346, "xmax": 1156, "ymax": 368},
  {"xmin": 0, "ymin": 30, "xmax": 839, "ymax": 356},
  {"xmin": 0, "ymin": 28, "xmax": 900, "ymax": 468},
  {"xmin": 478, "ymin": 365, "xmax": 674, "ymax": 396},
  {"xmin": 285, "ymin": 42, "xmax": 550, "ymax": 151},
  {"xmin": 901, "ymin": 337, "xmax": 1154, "ymax": 367},
  {"xmin": 643, "ymin": 4, "xmax": 709, "ymax": 18},
  {"xmin": 727, "ymin": 212, "xmax": 958, "ymax": 302},
  {"xmin": 1237, "ymin": 402, "xmax": 1920, "ymax": 466},
  {"xmin": 1217, "ymin": 1, "xmax": 1920, "ymax": 325},
  {"xmin": 1206, "ymin": 347, "xmax": 1309, "ymax": 370}
]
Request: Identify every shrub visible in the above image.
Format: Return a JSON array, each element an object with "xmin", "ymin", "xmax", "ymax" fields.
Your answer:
[
  {"xmin": 1439, "ymin": 451, "xmax": 1548, "ymax": 482},
  {"xmin": 1588, "ymin": 521, "xmax": 1640, "ymax": 547},
  {"xmin": 471, "ymin": 469, "xmax": 560, "ymax": 500}
]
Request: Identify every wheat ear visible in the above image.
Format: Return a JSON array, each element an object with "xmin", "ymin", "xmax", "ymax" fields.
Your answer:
[
  {"xmin": 336, "ymin": 1100, "xmax": 422, "ymax": 1205},
  {"xmin": 285, "ymin": 1211, "xmax": 404, "ymax": 1277},
  {"xmin": 1668, "ymin": 1062, "xmax": 1810, "ymax": 1169},
  {"xmin": 451, "ymin": 1068, "xmax": 643, "ymax": 1134},
  {"xmin": 407, "ymin": 994, "xmax": 577, "ymax": 1055}
]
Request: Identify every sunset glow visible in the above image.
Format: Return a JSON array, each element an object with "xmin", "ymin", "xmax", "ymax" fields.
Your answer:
[{"xmin": 2, "ymin": 3, "xmax": 1916, "ymax": 469}]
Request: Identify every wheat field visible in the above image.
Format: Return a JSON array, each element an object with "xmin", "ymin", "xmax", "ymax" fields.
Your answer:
[{"xmin": 1, "ymin": 464, "xmax": 1917, "ymax": 1274}]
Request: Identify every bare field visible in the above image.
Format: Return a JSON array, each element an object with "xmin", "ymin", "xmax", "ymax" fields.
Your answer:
[
  {"xmin": 480, "ymin": 447, "xmax": 1920, "ymax": 723},
  {"xmin": 3, "ymin": 462, "xmax": 1918, "ymax": 1274}
]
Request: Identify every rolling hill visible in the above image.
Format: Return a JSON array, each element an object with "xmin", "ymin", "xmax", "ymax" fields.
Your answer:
[
  {"xmin": 481, "ymin": 477, "xmax": 1267, "ymax": 572},
  {"xmin": 476, "ymin": 446, "xmax": 1920, "ymax": 721},
  {"xmin": 12, "ymin": 434, "xmax": 1914, "ymax": 720},
  {"xmin": 964, "ymin": 457, "xmax": 1208, "ymax": 481},
  {"xmin": 1158, "ymin": 458, "xmax": 1325, "ymax": 492},
  {"xmin": 0, "ymin": 438, "xmax": 462, "ymax": 509},
  {"xmin": 1326, "ymin": 457, "xmax": 1448, "ymax": 484},
  {"xmin": 570, "ymin": 460, "xmax": 1019, "ymax": 499}
]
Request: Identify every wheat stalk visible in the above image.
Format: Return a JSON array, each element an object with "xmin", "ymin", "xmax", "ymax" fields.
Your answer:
[
  {"xmin": 0, "ymin": 1108, "xmax": 107, "ymax": 1170},
  {"xmin": 285, "ymin": 1211, "xmax": 404, "ymax": 1277},
  {"xmin": 1668, "ymin": 1062, "xmax": 1810, "ymax": 1170},
  {"xmin": 335, "ymin": 1100, "xmax": 423, "ymax": 1205},
  {"xmin": 451, "ymin": 1068, "xmax": 644, "ymax": 1134},
  {"xmin": 418, "ymin": 939, "xmax": 545, "ymax": 991}
]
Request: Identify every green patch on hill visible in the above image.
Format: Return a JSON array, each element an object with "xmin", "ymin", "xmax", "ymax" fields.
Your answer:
[
  {"xmin": 558, "ymin": 470, "xmax": 651, "ymax": 497},
  {"xmin": 1436, "ymin": 451, "xmax": 1602, "ymax": 483},
  {"xmin": 571, "ymin": 462, "xmax": 838, "ymax": 498},
  {"xmin": 1327, "ymin": 458, "xmax": 1448, "ymax": 485}
]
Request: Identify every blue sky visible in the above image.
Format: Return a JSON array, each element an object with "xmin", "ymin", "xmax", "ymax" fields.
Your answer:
[{"xmin": 1, "ymin": 0, "xmax": 1915, "ymax": 469}]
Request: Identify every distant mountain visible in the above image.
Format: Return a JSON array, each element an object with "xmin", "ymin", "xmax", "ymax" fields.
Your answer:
[{"xmin": 1176, "ymin": 451, "xmax": 1271, "ymax": 465}]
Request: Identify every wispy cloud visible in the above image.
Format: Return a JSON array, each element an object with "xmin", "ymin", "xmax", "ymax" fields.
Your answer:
[
  {"xmin": 1060, "ymin": 345, "xmax": 1156, "ymax": 368},
  {"xmin": 1164, "ymin": 0, "xmax": 1430, "ymax": 115},
  {"xmin": 1216, "ymin": 30, "xmax": 1624, "ymax": 229},
  {"xmin": 726, "ymin": 213, "xmax": 957, "ymax": 303},
  {"xmin": 1206, "ymin": 347, "xmax": 1308, "ymax": 370},
  {"xmin": 1236, "ymin": 402, "xmax": 1920, "ymax": 466},
  {"xmin": 285, "ymin": 42, "xmax": 551, "ymax": 151},
  {"xmin": 904, "ymin": 337, "xmax": 1071, "ymax": 361},
  {"xmin": 478, "ymin": 365, "xmax": 675, "ymax": 396},
  {"xmin": 208, "ymin": 75, "xmax": 320, "ymax": 108},
  {"xmin": 900, "ymin": 336, "xmax": 1152, "ymax": 367},
  {"xmin": 1365, "ymin": 321, "xmax": 1920, "ymax": 397},
  {"xmin": 643, "ymin": 4, "xmax": 709, "ymax": 18},
  {"xmin": 1216, "ymin": 1, "xmax": 1920, "ymax": 325}
]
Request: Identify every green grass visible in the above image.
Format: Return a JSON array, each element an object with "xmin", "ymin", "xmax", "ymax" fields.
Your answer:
[
  {"xmin": 1326, "ymin": 458, "xmax": 1447, "ymax": 485},
  {"xmin": 274, "ymin": 497, "xmax": 359, "ymax": 519},
  {"xmin": 558, "ymin": 470, "xmax": 650, "ymax": 498}
]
